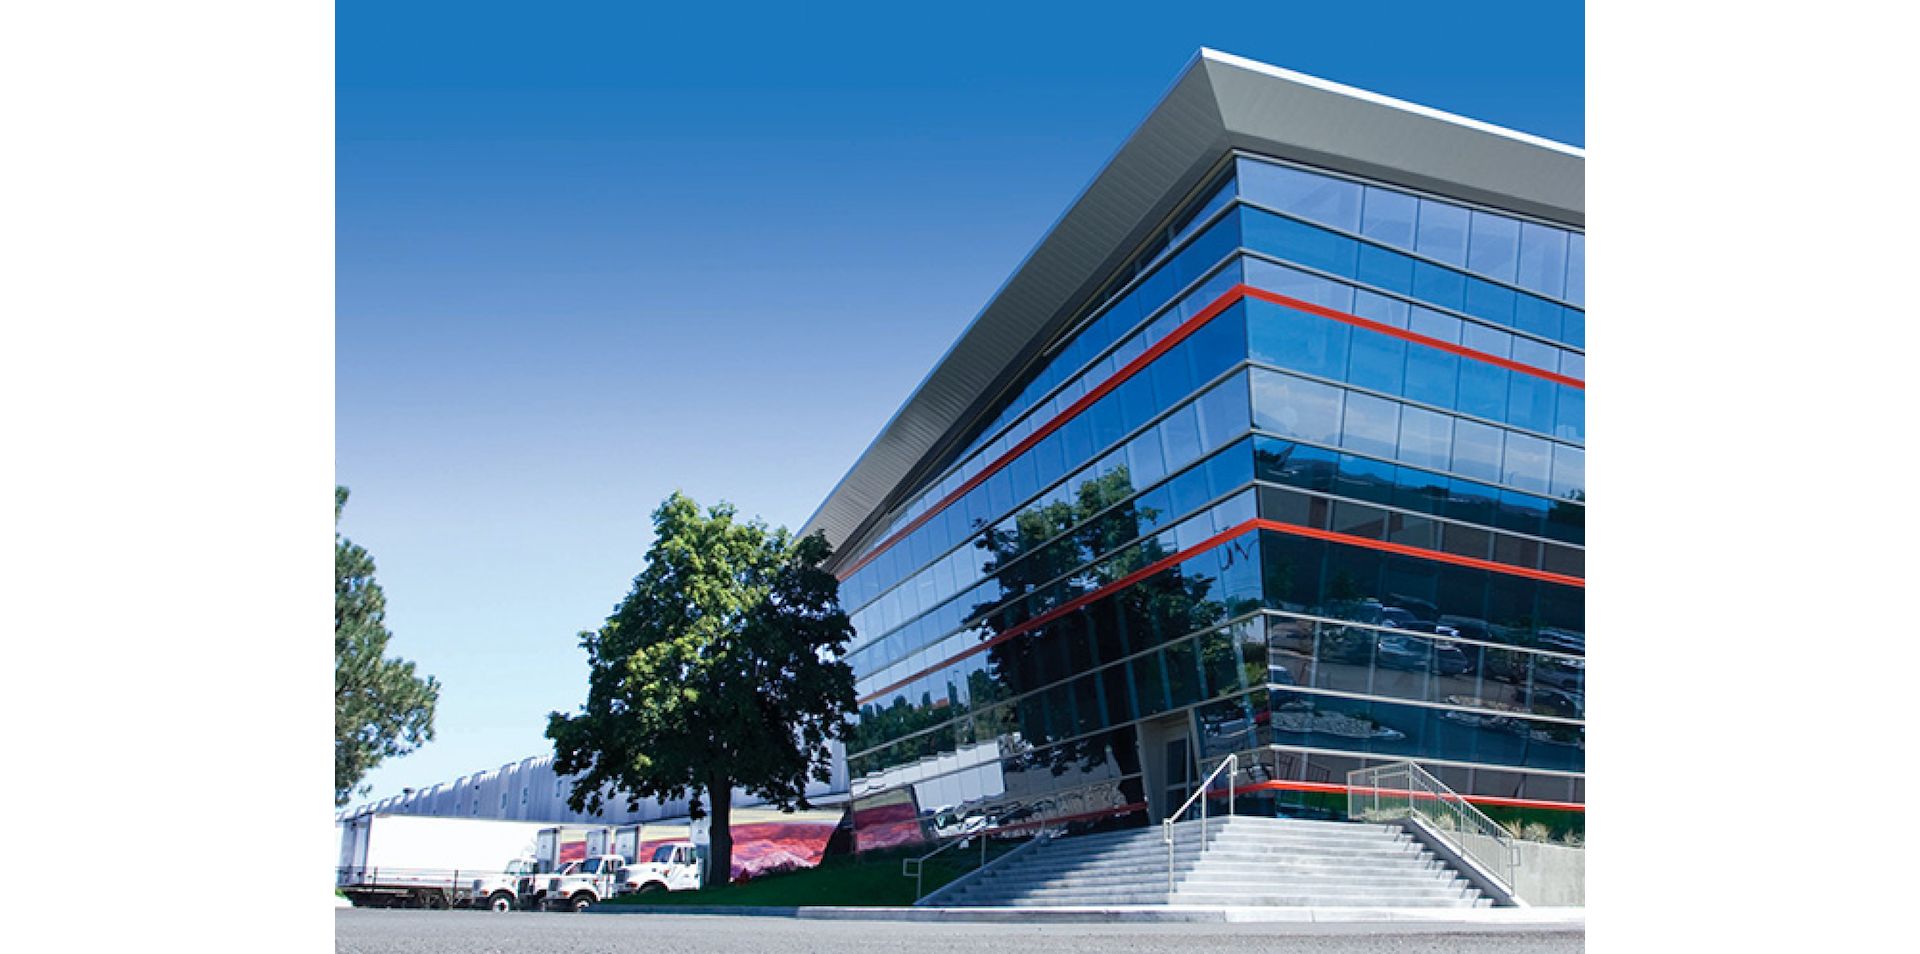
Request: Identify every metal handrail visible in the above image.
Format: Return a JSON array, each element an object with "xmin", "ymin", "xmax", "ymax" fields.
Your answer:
[
  {"xmin": 901, "ymin": 830, "xmax": 991, "ymax": 902},
  {"xmin": 1346, "ymin": 760, "xmax": 1520, "ymax": 894},
  {"xmin": 1160, "ymin": 752, "xmax": 1238, "ymax": 894}
]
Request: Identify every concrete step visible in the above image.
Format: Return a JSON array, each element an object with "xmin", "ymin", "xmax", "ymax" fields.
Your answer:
[
  {"xmin": 973, "ymin": 884, "xmax": 1479, "ymax": 906},
  {"xmin": 1026, "ymin": 833, "xmax": 1427, "ymax": 858},
  {"xmin": 967, "ymin": 890, "xmax": 1175, "ymax": 902},
  {"xmin": 1168, "ymin": 830, "xmax": 1418, "ymax": 850},
  {"xmin": 1171, "ymin": 880, "xmax": 1477, "ymax": 899},
  {"xmin": 1003, "ymin": 845, "xmax": 1435, "ymax": 873},
  {"xmin": 967, "ymin": 852, "xmax": 1443, "ymax": 891},
  {"xmin": 1174, "ymin": 856, "xmax": 1450, "ymax": 875},
  {"xmin": 1028, "ymin": 817, "xmax": 1399, "ymax": 852},
  {"xmin": 941, "ymin": 814, "xmax": 1493, "ymax": 910},
  {"xmin": 970, "ymin": 872, "xmax": 1476, "ymax": 900},
  {"xmin": 962, "ymin": 856, "xmax": 1449, "ymax": 885},
  {"xmin": 1165, "ymin": 836, "xmax": 1424, "ymax": 855},
  {"xmin": 958, "ymin": 874, "xmax": 1468, "ymax": 903},
  {"xmin": 1179, "ymin": 870, "xmax": 1468, "ymax": 889},
  {"xmin": 1171, "ymin": 892, "xmax": 1487, "ymax": 908},
  {"xmin": 1218, "ymin": 816, "xmax": 1402, "ymax": 833}
]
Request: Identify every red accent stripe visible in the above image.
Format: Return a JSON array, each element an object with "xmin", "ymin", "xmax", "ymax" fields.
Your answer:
[
  {"xmin": 855, "ymin": 517, "xmax": 1582, "ymax": 705},
  {"xmin": 855, "ymin": 519, "xmax": 1262, "ymax": 704},
  {"xmin": 839, "ymin": 282, "xmax": 1582, "ymax": 582},
  {"xmin": 1235, "ymin": 779, "xmax": 1584, "ymax": 812},
  {"xmin": 838, "ymin": 291, "xmax": 1244, "ymax": 581},
  {"xmin": 859, "ymin": 787, "xmax": 1578, "ymax": 838},
  {"xmin": 1241, "ymin": 286, "xmax": 1586, "ymax": 390},
  {"xmin": 1252, "ymin": 519, "xmax": 1586, "ymax": 588}
]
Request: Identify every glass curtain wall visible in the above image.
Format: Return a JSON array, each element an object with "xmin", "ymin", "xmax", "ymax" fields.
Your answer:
[{"xmin": 841, "ymin": 153, "xmax": 1583, "ymax": 851}]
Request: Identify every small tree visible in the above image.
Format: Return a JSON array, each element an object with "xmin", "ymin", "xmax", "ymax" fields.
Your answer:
[
  {"xmin": 546, "ymin": 492, "xmax": 855, "ymax": 888},
  {"xmin": 336, "ymin": 487, "xmax": 440, "ymax": 806}
]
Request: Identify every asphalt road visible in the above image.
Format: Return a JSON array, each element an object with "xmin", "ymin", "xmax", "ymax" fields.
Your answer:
[{"xmin": 336, "ymin": 909, "xmax": 1583, "ymax": 954}]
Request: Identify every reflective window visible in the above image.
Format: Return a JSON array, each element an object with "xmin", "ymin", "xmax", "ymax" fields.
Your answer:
[
  {"xmin": 1414, "ymin": 199, "xmax": 1469, "ymax": 267},
  {"xmin": 1464, "ymin": 280, "xmax": 1515, "ymax": 329},
  {"xmin": 1356, "ymin": 242, "xmax": 1414, "ymax": 294},
  {"xmin": 1195, "ymin": 370, "xmax": 1250, "ymax": 447},
  {"xmin": 1249, "ymin": 298, "xmax": 1350, "ymax": 380},
  {"xmin": 1501, "ymin": 432, "xmax": 1552, "ymax": 494},
  {"xmin": 1408, "ymin": 305, "xmax": 1461, "ymax": 344},
  {"xmin": 1456, "ymin": 360, "xmax": 1509, "ymax": 422},
  {"xmin": 1245, "ymin": 210, "xmax": 1359, "ymax": 277},
  {"xmin": 1461, "ymin": 321, "xmax": 1511, "ymax": 359},
  {"xmin": 1550, "ymin": 445, "xmax": 1585, "ymax": 501},
  {"xmin": 1392, "ymin": 465, "xmax": 1451, "ymax": 517},
  {"xmin": 1159, "ymin": 404, "xmax": 1203, "ymax": 468},
  {"xmin": 1558, "ymin": 351, "xmax": 1585, "ymax": 381},
  {"xmin": 1239, "ymin": 158, "xmax": 1362, "ymax": 232},
  {"xmin": 1351, "ymin": 288, "xmax": 1410, "ymax": 330},
  {"xmin": 1253, "ymin": 373, "xmax": 1345, "ymax": 445},
  {"xmin": 1402, "ymin": 346, "xmax": 1459, "ymax": 410},
  {"xmin": 1467, "ymin": 211, "xmax": 1521, "ymax": 284},
  {"xmin": 1445, "ymin": 419, "xmax": 1504, "ymax": 490},
  {"xmin": 1564, "ymin": 233, "xmax": 1585, "ymax": 306},
  {"xmin": 1510, "ymin": 336, "xmax": 1560, "ymax": 375},
  {"xmin": 1247, "ymin": 258, "xmax": 1355, "ymax": 312},
  {"xmin": 1562, "ymin": 307, "xmax": 1585, "ymax": 349},
  {"xmin": 1332, "ymin": 499, "xmax": 1391, "ymax": 538},
  {"xmin": 1411, "ymin": 260, "xmax": 1466, "ymax": 312},
  {"xmin": 1441, "ymin": 522, "xmax": 1492, "ymax": 560},
  {"xmin": 1517, "ymin": 222, "xmax": 1569, "ymax": 301},
  {"xmin": 1513, "ymin": 295, "xmax": 1562, "ymax": 342},
  {"xmin": 1553, "ymin": 388, "xmax": 1584, "ymax": 442},
  {"xmin": 1346, "ymin": 327, "xmax": 1407, "ymax": 395},
  {"xmin": 1341, "ymin": 391, "xmax": 1400, "ymax": 458},
  {"xmin": 1334, "ymin": 453, "xmax": 1396, "ymax": 507},
  {"xmin": 1505, "ymin": 373, "xmax": 1557, "ymax": 436},
  {"xmin": 1397, "ymin": 407, "xmax": 1453, "ymax": 471},
  {"xmin": 1360, "ymin": 186, "xmax": 1418, "ymax": 247},
  {"xmin": 1165, "ymin": 641, "xmax": 1202, "ymax": 708}
]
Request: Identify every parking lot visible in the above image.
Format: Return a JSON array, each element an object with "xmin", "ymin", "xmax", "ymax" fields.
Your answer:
[{"xmin": 337, "ymin": 908, "xmax": 1585, "ymax": 954}]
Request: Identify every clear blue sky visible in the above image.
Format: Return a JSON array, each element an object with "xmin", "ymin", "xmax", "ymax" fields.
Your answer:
[{"xmin": 337, "ymin": 0, "xmax": 1583, "ymax": 804}]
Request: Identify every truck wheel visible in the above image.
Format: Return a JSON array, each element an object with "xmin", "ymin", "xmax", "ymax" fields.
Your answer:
[
  {"xmin": 638, "ymin": 882, "xmax": 665, "ymax": 895},
  {"xmin": 419, "ymin": 890, "xmax": 448, "ymax": 910},
  {"xmin": 487, "ymin": 891, "xmax": 516, "ymax": 913},
  {"xmin": 569, "ymin": 893, "xmax": 593, "ymax": 912}
]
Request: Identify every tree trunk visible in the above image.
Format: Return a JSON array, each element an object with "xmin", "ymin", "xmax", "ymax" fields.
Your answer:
[{"xmin": 704, "ymin": 777, "xmax": 732, "ymax": 890}]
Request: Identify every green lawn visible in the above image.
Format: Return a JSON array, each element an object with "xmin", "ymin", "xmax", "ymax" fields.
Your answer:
[{"xmin": 606, "ymin": 843, "xmax": 1015, "ymax": 908}]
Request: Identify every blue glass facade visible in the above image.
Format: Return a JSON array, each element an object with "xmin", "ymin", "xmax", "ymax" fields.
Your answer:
[{"xmin": 835, "ymin": 153, "xmax": 1582, "ymax": 851}]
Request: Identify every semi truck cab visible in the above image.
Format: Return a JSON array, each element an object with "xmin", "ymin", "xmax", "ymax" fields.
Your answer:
[
  {"xmin": 468, "ymin": 857, "xmax": 538, "ymax": 912},
  {"xmin": 622, "ymin": 842, "xmax": 702, "ymax": 894},
  {"xmin": 541, "ymin": 854, "xmax": 628, "ymax": 911}
]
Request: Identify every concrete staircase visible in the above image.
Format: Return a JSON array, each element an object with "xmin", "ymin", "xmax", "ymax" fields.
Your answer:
[{"xmin": 941, "ymin": 815, "xmax": 1491, "ymax": 908}]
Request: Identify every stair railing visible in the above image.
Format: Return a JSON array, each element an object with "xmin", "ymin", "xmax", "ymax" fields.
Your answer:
[
  {"xmin": 902, "ymin": 830, "xmax": 990, "ymax": 903},
  {"xmin": 1160, "ymin": 752, "xmax": 1238, "ymax": 895},
  {"xmin": 1346, "ymin": 760, "xmax": 1519, "ymax": 895}
]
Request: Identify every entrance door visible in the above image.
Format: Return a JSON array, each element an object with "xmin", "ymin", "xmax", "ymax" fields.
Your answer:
[{"xmin": 1137, "ymin": 712, "xmax": 1197, "ymax": 823}]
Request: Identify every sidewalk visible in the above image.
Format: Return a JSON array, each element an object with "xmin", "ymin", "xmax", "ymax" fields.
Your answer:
[{"xmin": 587, "ymin": 904, "xmax": 1586, "ymax": 925}]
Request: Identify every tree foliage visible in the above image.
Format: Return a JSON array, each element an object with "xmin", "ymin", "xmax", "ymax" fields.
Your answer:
[
  {"xmin": 546, "ymin": 492, "xmax": 856, "ymax": 888},
  {"xmin": 335, "ymin": 487, "xmax": 440, "ymax": 806}
]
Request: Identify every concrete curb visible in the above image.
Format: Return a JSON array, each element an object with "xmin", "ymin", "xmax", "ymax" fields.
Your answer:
[{"xmin": 586, "ymin": 904, "xmax": 1586, "ymax": 925}]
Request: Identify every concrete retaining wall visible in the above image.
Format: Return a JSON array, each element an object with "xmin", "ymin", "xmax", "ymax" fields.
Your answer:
[{"xmin": 1513, "ymin": 841, "xmax": 1584, "ymax": 907}]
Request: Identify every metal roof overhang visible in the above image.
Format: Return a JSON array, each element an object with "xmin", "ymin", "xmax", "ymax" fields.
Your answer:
[{"xmin": 802, "ymin": 49, "xmax": 1584, "ymax": 570}]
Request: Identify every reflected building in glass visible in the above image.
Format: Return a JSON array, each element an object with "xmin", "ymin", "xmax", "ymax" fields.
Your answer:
[{"xmin": 801, "ymin": 50, "xmax": 1584, "ymax": 850}]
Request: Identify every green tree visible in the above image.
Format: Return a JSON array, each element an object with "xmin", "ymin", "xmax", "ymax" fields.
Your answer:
[
  {"xmin": 546, "ymin": 492, "xmax": 855, "ymax": 889},
  {"xmin": 335, "ymin": 487, "xmax": 440, "ymax": 806}
]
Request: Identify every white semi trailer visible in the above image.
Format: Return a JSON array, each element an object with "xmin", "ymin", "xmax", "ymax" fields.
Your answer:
[{"xmin": 337, "ymin": 814, "xmax": 549, "ymax": 909}]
